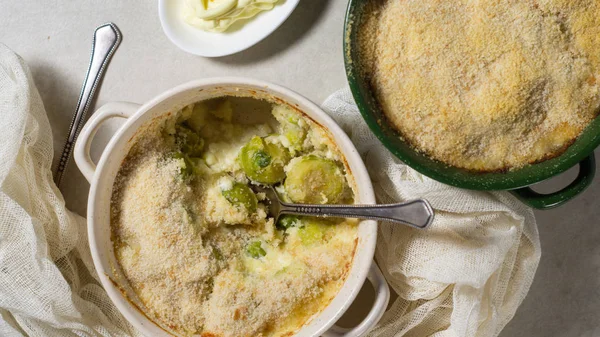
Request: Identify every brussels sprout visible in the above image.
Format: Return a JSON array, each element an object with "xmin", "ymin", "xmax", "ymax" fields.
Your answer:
[
  {"xmin": 183, "ymin": 142, "xmax": 205, "ymax": 158},
  {"xmin": 284, "ymin": 155, "xmax": 346, "ymax": 204},
  {"xmin": 298, "ymin": 223, "xmax": 325, "ymax": 245},
  {"xmin": 176, "ymin": 125, "xmax": 205, "ymax": 157},
  {"xmin": 284, "ymin": 127, "xmax": 306, "ymax": 149},
  {"xmin": 246, "ymin": 241, "xmax": 266, "ymax": 258},
  {"xmin": 276, "ymin": 215, "xmax": 300, "ymax": 230},
  {"xmin": 222, "ymin": 182, "xmax": 258, "ymax": 213},
  {"xmin": 239, "ymin": 136, "xmax": 290, "ymax": 184},
  {"xmin": 253, "ymin": 151, "xmax": 271, "ymax": 168},
  {"xmin": 272, "ymin": 105, "xmax": 307, "ymax": 151}
]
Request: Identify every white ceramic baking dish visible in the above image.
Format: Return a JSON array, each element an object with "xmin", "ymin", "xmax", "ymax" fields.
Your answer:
[{"xmin": 74, "ymin": 78, "xmax": 389, "ymax": 337}]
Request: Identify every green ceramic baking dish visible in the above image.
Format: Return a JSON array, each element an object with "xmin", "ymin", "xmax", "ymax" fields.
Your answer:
[{"xmin": 343, "ymin": 0, "xmax": 598, "ymax": 210}]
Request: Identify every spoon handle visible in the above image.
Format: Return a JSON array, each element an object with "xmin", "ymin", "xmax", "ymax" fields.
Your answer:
[
  {"xmin": 279, "ymin": 199, "xmax": 435, "ymax": 229},
  {"xmin": 54, "ymin": 22, "xmax": 121, "ymax": 187}
]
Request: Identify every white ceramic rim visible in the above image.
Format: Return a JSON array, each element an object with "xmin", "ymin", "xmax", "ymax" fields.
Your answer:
[
  {"xmin": 79, "ymin": 77, "xmax": 384, "ymax": 336},
  {"xmin": 158, "ymin": 0, "xmax": 301, "ymax": 57}
]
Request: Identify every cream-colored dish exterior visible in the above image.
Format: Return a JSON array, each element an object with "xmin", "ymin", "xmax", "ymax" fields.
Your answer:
[{"xmin": 74, "ymin": 78, "xmax": 389, "ymax": 337}]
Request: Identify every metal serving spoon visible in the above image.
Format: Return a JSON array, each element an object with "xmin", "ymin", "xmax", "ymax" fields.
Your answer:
[
  {"xmin": 54, "ymin": 23, "xmax": 122, "ymax": 187},
  {"xmin": 253, "ymin": 185, "xmax": 435, "ymax": 229}
]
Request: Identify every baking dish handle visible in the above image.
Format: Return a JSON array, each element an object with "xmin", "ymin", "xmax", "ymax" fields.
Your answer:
[
  {"xmin": 323, "ymin": 263, "xmax": 390, "ymax": 337},
  {"xmin": 510, "ymin": 154, "xmax": 596, "ymax": 210},
  {"xmin": 74, "ymin": 101, "xmax": 140, "ymax": 182}
]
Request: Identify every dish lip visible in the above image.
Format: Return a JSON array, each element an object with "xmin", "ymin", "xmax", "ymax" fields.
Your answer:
[
  {"xmin": 343, "ymin": 0, "xmax": 600, "ymax": 191},
  {"xmin": 158, "ymin": 0, "xmax": 301, "ymax": 57},
  {"xmin": 85, "ymin": 77, "xmax": 379, "ymax": 337}
]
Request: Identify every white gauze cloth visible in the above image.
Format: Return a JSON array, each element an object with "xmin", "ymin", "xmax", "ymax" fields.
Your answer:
[
  {"xmin": 0, "ymin": 45, "xmax": 141, "ymax": 336},
  {"xmin": 0, "ymin": 40, "xmax": 540, "ymax": 337},
  {"xmin": 322, "ymin": 89, "xmax": 541, "ymax": 337}
]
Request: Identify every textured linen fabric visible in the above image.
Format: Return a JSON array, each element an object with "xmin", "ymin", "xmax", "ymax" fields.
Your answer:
[
  {"xmin": 322, "ymin": 89, "xmax": 541, "ymax": 337},
  {"xmin": 0, "ymin": 41, "xmax": 540, "ymax": 337},
  {"xmin": 0, "ymin": 44, "xmax": 140, "ymax": 337}
]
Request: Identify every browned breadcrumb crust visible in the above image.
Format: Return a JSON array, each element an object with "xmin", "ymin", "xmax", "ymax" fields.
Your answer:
[
  {"xmin": 109, "ymin": 97, "xmax": 359, "ymax": 337},
  {"xmin": 359, "ymin": 0, "xmax": 600, "ymax": 171}
]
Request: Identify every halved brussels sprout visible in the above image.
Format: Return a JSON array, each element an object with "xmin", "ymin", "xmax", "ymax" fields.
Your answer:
[
  {"xmin": 284, "ymin": 155, "xmax": 346, "ymax": 204},
  {"xmin": 246, "ymin": 241, "xmax": 266, "ymax": 258},
  {"xmin": 239, "ymin": 136, "xmax": 290, "ymax": 184},
  {"xmin": 298, "ymin": 222, "xmax": 325, "ymax": 245},
  {"xmin": 222, "ymin": 182, "xmax": 258, "ymax": 213}
]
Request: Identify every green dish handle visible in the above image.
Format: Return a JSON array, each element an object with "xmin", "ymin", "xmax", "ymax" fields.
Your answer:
[{"xmin": 510, "ymin": 154, "xmax": 596, "ymax": 210}]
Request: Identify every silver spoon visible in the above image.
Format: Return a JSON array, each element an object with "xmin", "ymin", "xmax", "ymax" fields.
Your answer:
[
  {"xmin": 254, "ymin": 185, "xmax": 435, "ymax": 229},
  {"xmin": 54, "ymin": 22, "xmax": 122, "ymax": 187}
]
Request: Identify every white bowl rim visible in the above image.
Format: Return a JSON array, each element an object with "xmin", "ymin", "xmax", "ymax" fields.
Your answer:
[{"xmin": 85, "ymin": 77, "xmax": 379, "ymax": 336}]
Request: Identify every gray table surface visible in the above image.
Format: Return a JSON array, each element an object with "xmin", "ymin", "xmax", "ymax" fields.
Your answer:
[{"xmin": 2, "ymin": 1, "xmax": 599, "ymax": 336}]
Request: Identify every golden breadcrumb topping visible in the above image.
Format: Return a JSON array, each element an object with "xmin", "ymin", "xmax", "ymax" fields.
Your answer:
[
  {"xmin": 359, "ymin": 0, "xmax": 600, "ymax": 171},
  {"xmin": 110, "ymin": 98, "xmax": 357, "ymax": 337}
]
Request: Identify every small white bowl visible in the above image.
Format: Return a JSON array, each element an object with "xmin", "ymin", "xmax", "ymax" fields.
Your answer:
[{"xmin": 158, "ymin": 0, "xmax": 300, "ymax": 57}]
